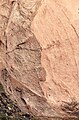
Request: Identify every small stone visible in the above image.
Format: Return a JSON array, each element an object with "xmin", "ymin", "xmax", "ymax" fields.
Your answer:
[{"xmin": 8, "ymin": 106, "xmax": 11, "ymax": 110}]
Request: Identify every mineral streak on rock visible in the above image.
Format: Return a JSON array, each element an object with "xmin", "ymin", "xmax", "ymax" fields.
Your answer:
[{"xmin": 1, "ymin": 0, "xmax": 79, "ymax": 120}]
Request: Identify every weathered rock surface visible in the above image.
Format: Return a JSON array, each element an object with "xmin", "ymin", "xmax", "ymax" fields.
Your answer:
[
  {"xmin": 0, "ymin": 83, "xmax": 33, "ymax": 120},
  {"xmin": 0, "ymin": 0, "xmax": 79, "ymax": 119}
]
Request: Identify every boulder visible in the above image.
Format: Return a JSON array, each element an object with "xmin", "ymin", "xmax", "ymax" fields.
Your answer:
[{"xmin": 0, "ymin": 0, "xmax": 79, "ymax": 119}]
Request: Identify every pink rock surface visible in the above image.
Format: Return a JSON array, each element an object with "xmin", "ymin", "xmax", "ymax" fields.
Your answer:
[{"xmin": 0, "ymin": 0, "xmax": 79, "ymax": 119}]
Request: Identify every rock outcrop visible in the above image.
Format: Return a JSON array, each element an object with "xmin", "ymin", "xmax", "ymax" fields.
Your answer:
[{"xmin": 0, "ymin": 0, "xmax": 79, "ymax": 119}]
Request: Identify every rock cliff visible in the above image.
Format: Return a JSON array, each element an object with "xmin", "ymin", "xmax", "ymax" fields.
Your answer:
[{"xmin": 0, "ymin": 0, "xmax": 79, "ymax": 120}]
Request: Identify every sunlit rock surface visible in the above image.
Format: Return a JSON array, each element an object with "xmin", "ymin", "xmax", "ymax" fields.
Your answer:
[{"xmin": 0, "ymin": 0, "xmax": 79, "ymax": 119}]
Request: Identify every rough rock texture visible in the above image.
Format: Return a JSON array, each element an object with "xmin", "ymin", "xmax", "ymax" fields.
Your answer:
[
  {"xmin": 0, "ymin": 83, "xmax": 33, "ymax": 120},
  {"xmin": 0, "ymin": 0, "xmax": 79, "ymax": 120}
]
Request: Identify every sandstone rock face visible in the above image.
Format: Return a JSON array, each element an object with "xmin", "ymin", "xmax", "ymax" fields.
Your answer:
[{"xmin": 0, "ymin": 0, "xmax": 79, "ymax": 119}]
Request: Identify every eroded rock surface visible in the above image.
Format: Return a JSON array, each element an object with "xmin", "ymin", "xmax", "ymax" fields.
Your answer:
[{"xmin": 0, "ymin": 0, "xmax": 79, "ymax": 120}]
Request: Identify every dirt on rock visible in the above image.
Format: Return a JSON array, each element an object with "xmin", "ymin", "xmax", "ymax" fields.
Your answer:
[{"xmin": 0, "ymin": 83, "xmax": 37, "ymax": 120}]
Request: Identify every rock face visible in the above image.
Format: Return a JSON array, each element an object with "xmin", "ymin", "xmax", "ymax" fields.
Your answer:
[{"xmin": 0, "ymin": 0, "xmax": 79, "ymax": 119}]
